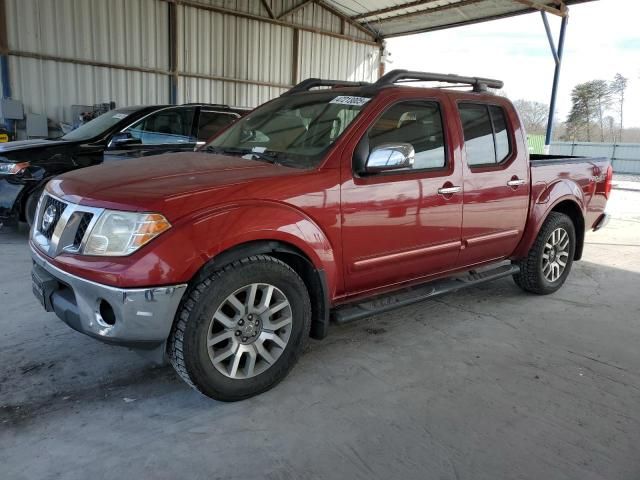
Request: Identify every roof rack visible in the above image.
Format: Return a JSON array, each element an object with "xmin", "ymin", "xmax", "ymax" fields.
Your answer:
[
  {"xmin": 375, "ymin": 69, "xmax": 503, "ymax": 93},
  {"xmin": 282, "ymin": 78, "xmax": 372, "ymax": 96}
]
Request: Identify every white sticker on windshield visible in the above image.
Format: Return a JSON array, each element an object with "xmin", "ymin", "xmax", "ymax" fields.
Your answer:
[
  {"xmin": 252, "ymin": 146, "xmax": 266, "ymax": 153},
  {"xmin": 112, "ymin": 113, "xmax": 128, "ymax": 119},
  {"xmin": 329, "ymin": 96, "xmax": 370, "ymax": 106}
]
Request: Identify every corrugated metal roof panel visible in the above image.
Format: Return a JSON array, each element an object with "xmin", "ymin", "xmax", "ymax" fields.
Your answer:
[{"xmin": 324, "ymin": 0, "xmax": 596, "ymax": 37}]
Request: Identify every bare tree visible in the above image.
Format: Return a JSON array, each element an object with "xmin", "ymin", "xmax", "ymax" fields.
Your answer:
[
  {"xmin": 513, "ymin": 99, "xmax": 548, "ymax": 134},
  {"xmin": 588, "ymin": 80, "xmax": 612, "ymax": 142},
  {"xmin": 610, "ymin": 73, "xmax": 628, "ymax": 142}
]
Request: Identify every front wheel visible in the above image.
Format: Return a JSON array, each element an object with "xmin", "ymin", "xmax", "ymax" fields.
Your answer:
[
  {"xmin": 168, "ymin": 255, "xmax": 311, "ymax": 401},
  {"xmin": 513, "ymin": 212, "xmax": 576, "ymax": 295}
]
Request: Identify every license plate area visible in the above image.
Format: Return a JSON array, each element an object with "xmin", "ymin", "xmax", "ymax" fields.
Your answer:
[{"xmin": 32, "ymin": 264, "xmax": 60, "ymax": 312}]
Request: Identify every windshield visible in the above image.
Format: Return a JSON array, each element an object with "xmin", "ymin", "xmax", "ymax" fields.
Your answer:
[
  {"xmin": 61, "ymin": 109, "xmax": 136, "ymax": 141},
  {"xmin": 205, "ymin": 92, "xmax": 372, "ymax": 168}
]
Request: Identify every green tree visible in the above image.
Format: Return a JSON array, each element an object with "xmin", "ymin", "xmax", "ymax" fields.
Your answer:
[{"xmin": 566, "ymin": 82, "xmax": 597, "ymax": 141}]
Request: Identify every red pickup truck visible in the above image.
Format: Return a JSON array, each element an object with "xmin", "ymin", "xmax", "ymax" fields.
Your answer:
[{"xmin": 30, "ymin": 70, "xmax": 612, "ymax": 401}]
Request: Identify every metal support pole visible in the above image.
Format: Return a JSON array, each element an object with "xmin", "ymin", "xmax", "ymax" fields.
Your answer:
[
  {"xmin": 168, "ymin": 1, "xmax": 179, "ymax": 104},
  {"xmin": 544, "ymin": 12, "xmax": 568, "ymax": 153}
]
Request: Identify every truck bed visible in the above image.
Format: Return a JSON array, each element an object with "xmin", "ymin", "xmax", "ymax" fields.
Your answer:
[{"xmin": 529, "ymin": 154, "xmax": 611, "ymax": 231}]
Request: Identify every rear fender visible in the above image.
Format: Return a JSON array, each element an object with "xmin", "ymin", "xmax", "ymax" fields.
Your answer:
[{"xmin": 512, "ymin": 179, "xmax": 585, "ymax": 259}]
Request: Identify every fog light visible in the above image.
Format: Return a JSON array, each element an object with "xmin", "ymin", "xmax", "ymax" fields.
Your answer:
[{"xmin": 98, "ymin": 299, "xmax": 116, "ymax": 326}]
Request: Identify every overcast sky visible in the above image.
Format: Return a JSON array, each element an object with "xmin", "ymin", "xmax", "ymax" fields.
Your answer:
[{"xmin": 386, "ymin": 0, "xmax": 640, "ymax": 127}]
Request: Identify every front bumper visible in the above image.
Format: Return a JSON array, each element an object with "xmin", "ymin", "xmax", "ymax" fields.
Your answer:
[{"xmin": 31, "ymin": 247, "xmax": 187, "ymax": 349}]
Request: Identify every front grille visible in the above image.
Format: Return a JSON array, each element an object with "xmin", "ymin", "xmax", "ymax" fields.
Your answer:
[
  {"xmin": 72, "ymin": 213, "xmax": 94, "ymax": 248},
  {"xmin": 39, "ymin": 196, "xmax": 68, "ymax": 240},
  {"xmin": 32, "ymin": 193, "xmax": 103, "ymax": 258}
]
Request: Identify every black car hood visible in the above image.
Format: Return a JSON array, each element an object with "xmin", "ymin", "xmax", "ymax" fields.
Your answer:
[{"xmin": 0, "ymin": 139, "xmax": 71, "ymax": 154}]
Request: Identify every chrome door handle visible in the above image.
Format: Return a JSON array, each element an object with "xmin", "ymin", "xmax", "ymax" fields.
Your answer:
[
  {"xmin": 507, "ymin": 179, "xmax": 526, "ymax": 187},
  {"xmin": 438, "ymin": 186, "xmax": 462, "ymax": 195}
]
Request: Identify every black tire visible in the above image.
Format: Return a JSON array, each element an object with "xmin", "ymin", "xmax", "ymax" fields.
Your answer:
[
  {"xmin": 168, "ymin": 255, "xmax": 311, "ymax": 401},
  {"xmin": 513, "ymin": 212, "xmax": 576, "ymax": 295},
  {"xmin": 25, "ymin": 186, "xmax": 45, "ymax": 228}
]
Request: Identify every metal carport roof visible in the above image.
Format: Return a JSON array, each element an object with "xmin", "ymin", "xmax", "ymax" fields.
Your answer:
[{"xmin": 323, "ymin": 0, "xmax": 594, "ymax": 38}]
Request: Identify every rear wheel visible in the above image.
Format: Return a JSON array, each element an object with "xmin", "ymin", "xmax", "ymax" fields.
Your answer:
[
  {"xmin": 513, "ymin": 212, "xmax": 576, "ymax": 295},
  {"xmin": 168, "ymin": 255, "xmax": 311, "ymax": 401}
]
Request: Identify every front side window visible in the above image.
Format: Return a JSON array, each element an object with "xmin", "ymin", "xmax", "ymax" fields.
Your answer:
[
  {"xmin": 459, "ymin": 103, "xmax": 511, "ymax": 166},
  {"xmin": 367, "ymin": 100, "xmax": 446, "ymax": 171},
  {"xmin": 198, "ymin": 111, "xmax": 239, "ymax": 142},
  {"xmin": 206, "ymin": 92, "xmax": 372, "ymax": 169},
  {"xmin": 125, "ymin": 107, "xmax": 195, "ymax": 145}
]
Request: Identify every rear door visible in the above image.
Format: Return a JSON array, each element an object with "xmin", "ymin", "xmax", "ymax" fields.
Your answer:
[
  {"xmin": 104, "ymin": 106, "xmax": 197, "ymax": 160},
  {"xmin": 341, "ymin": 95, "xmax": 463, "ymax": 294},
  {"xmin": 456, "ymin": 101, "xmax": 529, "ymax": 267}
]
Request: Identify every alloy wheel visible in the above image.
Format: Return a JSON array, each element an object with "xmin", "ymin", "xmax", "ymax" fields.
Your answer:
[
  {"xmin": 206, "ymin": 283, "xmax": 293, "ymax": 379},
  {"xmin": 542, "ymin": 227, "xmax": 570, "ymax": 282}
]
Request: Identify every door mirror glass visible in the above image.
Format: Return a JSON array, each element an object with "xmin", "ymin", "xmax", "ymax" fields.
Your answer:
[
  {"xmin": 365, "ymin": 143, "xmax": 415, "ymax": 173},
  {"xmin": 108, "ymin": 132, "xmax": 141, "ymax": 148}
]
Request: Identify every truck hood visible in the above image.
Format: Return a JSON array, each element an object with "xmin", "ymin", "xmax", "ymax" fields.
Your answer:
[
  {"xmin": 0, "ymin": 139, "xmax": 70, "ymax": 154},
  {"xmin": 48, "ymin": 152, "xmax": 305, "ymax": 220}
]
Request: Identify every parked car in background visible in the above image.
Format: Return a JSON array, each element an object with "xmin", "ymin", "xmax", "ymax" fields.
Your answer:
[
  {"xmin": 29, "ymin": 70, "xmax": 612, "ymax": 401},
  {"xmin": 0, "ymin": 103, "xmax": 248, "ymax": 227}
]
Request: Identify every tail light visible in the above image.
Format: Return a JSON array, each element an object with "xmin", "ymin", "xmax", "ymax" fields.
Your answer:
[{"xmin": 604, "ymin": 164, "xmax": 613, "ymax": 199}]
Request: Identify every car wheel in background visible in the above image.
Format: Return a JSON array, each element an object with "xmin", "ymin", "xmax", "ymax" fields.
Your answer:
[{"xmin": 25, "ymin": 186, "xmax": 45, "ymax": 228}]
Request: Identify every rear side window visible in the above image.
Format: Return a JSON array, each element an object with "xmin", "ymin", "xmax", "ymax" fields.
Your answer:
[
  {"xmin": 367, "ymin": 101, "xmax": 446, "ymax": 170},
  {"xmin": 126, "ymin": 107, "xmax": 195, "ymax": 145},
  {"xmin": 459, "ymin": 104, "xmax": 511, "ymax": 166},
  {"xmin": 198, "ymin": 111, "xmax": 238, "ymax": 141}
]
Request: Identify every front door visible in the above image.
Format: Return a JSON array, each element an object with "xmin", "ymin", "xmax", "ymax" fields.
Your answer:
[
  {"xmin": 456, "ymin": 102, "xmax": 530, "ymax": 267},
  {"xmin": 104, "ymin": 106, "xmax": 197, "ymax": 161},
  {"xmin": 341, "ymin": 98, "xmax": 463, "ymax": 294}
]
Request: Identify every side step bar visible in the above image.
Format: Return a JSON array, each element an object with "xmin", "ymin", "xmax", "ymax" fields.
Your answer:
[{"xmin": 331, "ymin": 263, "xmax": 520, "ymax": 325}]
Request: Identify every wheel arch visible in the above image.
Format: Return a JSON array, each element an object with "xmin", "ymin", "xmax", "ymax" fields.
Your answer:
[
  {"xmin": 513, "ymin": 194, "xmax": 585, "ymax": 261},
  {"xmin": 189, "ymin": 239, "xmax": 330, "ymax": 340},
  {"xmin": 549, "ymin": 199, "xmax": 585, "ymax": 260}
]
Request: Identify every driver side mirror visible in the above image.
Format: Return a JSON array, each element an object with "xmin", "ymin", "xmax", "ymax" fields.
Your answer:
[
  {"xmin": 365, "ymin": 143, "xmax": 415, "ymax": 173},
  {"xmin": 108, "ymin": 132, "xmax": 141, "ymax": 148}
]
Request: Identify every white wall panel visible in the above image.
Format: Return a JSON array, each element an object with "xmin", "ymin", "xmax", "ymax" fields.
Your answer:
[
  {"xmin": 180, "ymin": 5, "xmax": 293, "ymax": 87},
  {"xmin": 178, "ymin": 77, "xmax": 286, "ymax": 108},
  {"xmin": 7, "ymin": 0, "xmax": 169, "ymax": 69},
  {"xmin": 298, "ymin": 31, "xmax": 379, "ymax": 83},
  {"xmin": 10, "ymin": 57, "xmax": 168, "ymax": 124}
]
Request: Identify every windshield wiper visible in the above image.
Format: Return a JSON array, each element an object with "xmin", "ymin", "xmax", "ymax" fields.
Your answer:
[
  {"xmin": 246, "ymin": 151, "xmax": 279, "ymax": 165},
  {"xmin": 205, "ymin": 146, "xmax": 281, "ymax": 165}
]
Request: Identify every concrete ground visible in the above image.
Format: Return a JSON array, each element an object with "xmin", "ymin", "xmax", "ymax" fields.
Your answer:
[{"xmin": 1, "ymin": 189, "xmax": 639, "ymax": 480}]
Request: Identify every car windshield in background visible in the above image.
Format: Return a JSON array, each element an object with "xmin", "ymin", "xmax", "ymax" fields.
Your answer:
[
  {"xmin": 205, "ymin": 92, "xmax": 373, "ymax": 168},
  {"xmin": 61, "ymin": 109, "xmax": 136, "ymax": 142}
]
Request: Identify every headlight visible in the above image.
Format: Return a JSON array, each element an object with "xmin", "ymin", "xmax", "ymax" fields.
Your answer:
[
  {"xmin": 0, "ymin": 161, "xmax": 29, "ymax": 175},
  {"xmin": 83, "ymin": 210, "xmax": 171, "ymax": 256}
]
